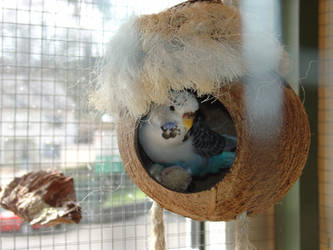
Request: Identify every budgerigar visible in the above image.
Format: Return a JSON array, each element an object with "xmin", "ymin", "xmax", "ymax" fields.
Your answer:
[{"xmin": 138, "ymin": 90, "xmax": 236, "ymax": 191}]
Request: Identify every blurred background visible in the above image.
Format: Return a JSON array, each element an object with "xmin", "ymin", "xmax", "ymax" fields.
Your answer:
[{"xmin": 0, "ymin": 0, "xmax": 329, "ymax": 249}]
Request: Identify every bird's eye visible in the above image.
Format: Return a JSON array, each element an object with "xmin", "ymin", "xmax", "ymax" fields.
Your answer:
[{"xmin": 169, "ymin": 105, "xmax": 175, "ymax": 111}]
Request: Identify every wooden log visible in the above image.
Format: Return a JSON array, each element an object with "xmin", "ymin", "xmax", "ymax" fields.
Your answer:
[{"xmin": 0, "ymin": 170, "xmax": 82, "ymax": 226}]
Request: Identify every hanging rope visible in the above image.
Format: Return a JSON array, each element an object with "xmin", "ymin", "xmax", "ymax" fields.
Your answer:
[
  {"xmin": 151, "ymin": 201, "xmax": 166, "ymax": 250},
  {"xmin": 235, "ymin": 212, "xmax": 257, "ymax": 250}
]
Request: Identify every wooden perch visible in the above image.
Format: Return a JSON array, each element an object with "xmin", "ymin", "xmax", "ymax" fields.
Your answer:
[{"xmin": 0, "ymin": 170, "xmax": 82, "ymax": 226}]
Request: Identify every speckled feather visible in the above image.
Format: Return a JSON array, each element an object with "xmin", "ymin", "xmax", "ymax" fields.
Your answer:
[{"xmin": 190, "ymin": 113, "xmax": 226, "ymax": 158}]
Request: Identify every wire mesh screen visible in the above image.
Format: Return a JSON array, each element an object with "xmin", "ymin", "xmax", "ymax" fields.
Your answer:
[{"xmin": 0, "ymin": 0, "xmax": 232, "ymax": 249}]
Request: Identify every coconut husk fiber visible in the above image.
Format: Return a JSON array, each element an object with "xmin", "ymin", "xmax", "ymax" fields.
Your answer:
[
  {"xmin": 117, "ymin": 80, "xmax": 310, "ymax": 221},
  {"xmin": 91, "ymin": 0, "xmax": 288, "ymax": 119}
]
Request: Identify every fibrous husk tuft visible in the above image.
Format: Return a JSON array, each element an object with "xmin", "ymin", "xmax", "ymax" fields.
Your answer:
[{"xmin": 91, "ymin": 1, "xmax": 287, "ymax": 119}]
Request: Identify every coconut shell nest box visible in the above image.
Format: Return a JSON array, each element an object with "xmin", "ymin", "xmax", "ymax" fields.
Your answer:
[
  {"xmin": 118, "ymin": 82, "xmax": 310, "ymax": 221},
  {"xmin": 95, "ymin": 0, "xmax": 310, "ymax": 221}
]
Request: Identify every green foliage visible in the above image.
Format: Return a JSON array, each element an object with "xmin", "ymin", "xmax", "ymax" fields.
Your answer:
[{"xmin": 103, "ymin": 187, "xmax": 147, "ymax": 208}]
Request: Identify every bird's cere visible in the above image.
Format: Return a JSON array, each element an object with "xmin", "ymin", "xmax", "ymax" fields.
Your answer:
[{"xmin": 161, "ymin": 122, "xmax": 177, "ymax": 131}]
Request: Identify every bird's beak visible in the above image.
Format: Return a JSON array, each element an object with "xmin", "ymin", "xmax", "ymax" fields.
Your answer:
[{"xmin": 183, "ymin": 112, "xmax": 195, "ymax": 131}]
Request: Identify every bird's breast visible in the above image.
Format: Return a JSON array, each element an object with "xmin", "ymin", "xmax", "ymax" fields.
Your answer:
[{"xmin": 138, "ymin": 124, "xmax": 196, "ymax": 165}]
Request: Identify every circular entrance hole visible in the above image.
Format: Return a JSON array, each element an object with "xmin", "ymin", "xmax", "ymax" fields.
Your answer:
[{"xmin": 136, "ymin": 94, "xmax": 237, "ymax": 193}]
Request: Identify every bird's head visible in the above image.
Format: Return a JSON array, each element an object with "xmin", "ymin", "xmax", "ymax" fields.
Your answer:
[
  {"xmin": 148, "ymin": 91, "xmax": 199, "ymax": 144},
  {"xmin": 169, "ymin": 90, "xmax": 198, "ymax": 132}
]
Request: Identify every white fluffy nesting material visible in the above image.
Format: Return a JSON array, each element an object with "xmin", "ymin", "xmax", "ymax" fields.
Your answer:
[{"xmin": 91, "ymin": 1, "xmax": 287, "ymax": 119}]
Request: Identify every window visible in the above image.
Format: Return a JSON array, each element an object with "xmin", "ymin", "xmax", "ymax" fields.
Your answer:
[
  {"xmin": 3, "ymin": 139, "xmax": 34, "ymax": 169},
  {"xmin": 43, "ymin": 143, "xmax": 61, "ymax": 159},
  {"xmin": 1, "ymin": 1, "xmax": 214, "ymax": 249},
  {"xmin": 0, "ymin": 0, "xmax": 303, "ymax": 249}
]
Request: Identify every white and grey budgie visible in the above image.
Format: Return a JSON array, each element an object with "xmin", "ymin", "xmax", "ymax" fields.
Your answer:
[{"xmin": 138, "ymin": 90, "xmax": 236, "ymax": 191}]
